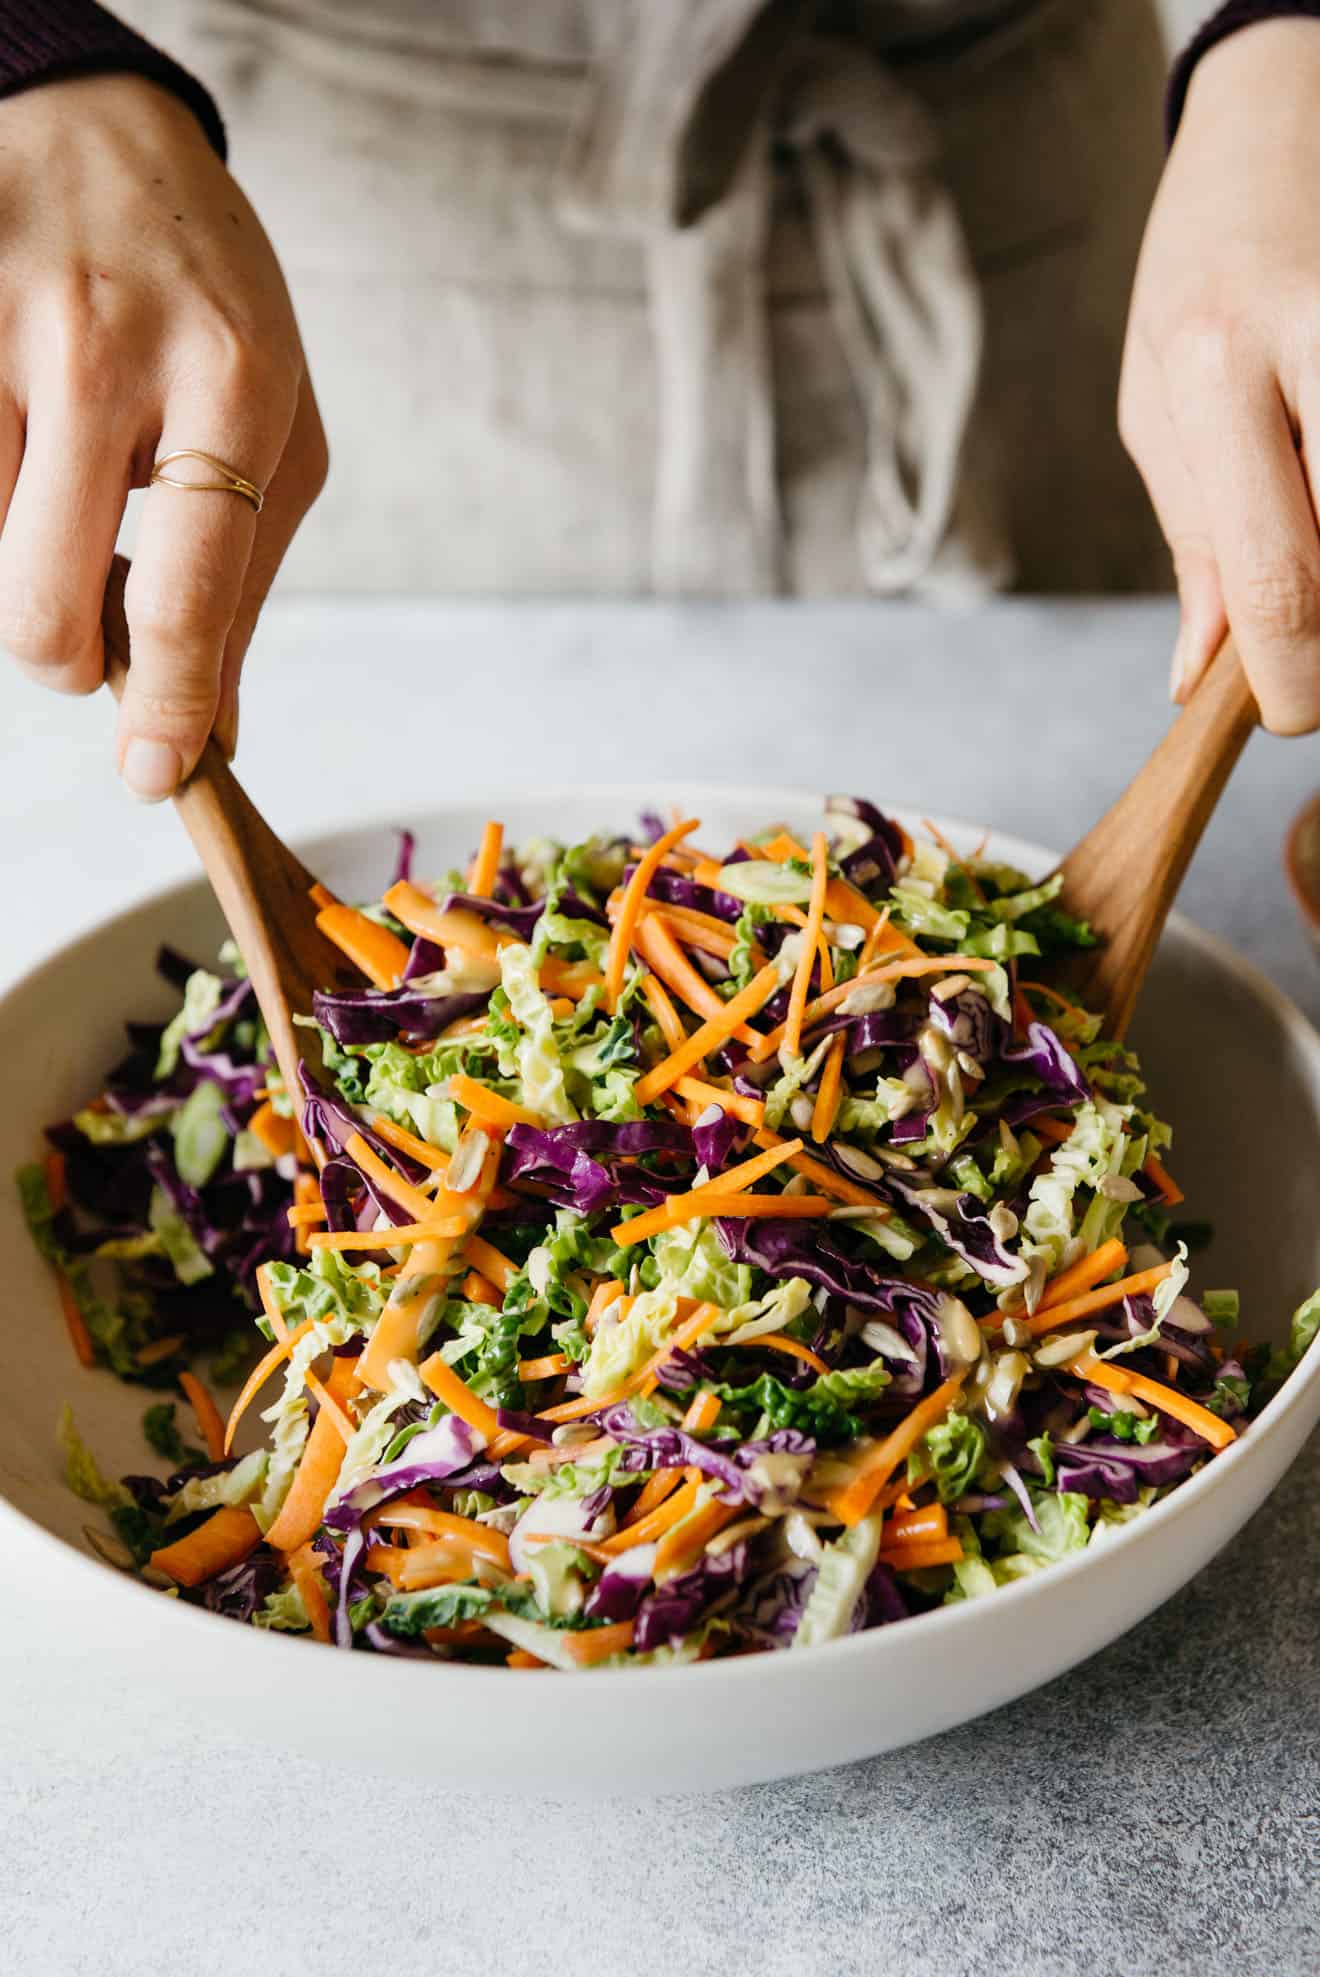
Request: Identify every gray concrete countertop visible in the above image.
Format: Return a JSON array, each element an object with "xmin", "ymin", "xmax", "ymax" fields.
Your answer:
[{"xmin": 1, "ymin": 599, "xmax": 1316, "ymax": 1977}]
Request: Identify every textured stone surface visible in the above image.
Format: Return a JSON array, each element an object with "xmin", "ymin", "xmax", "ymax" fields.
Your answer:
[{"xmin": 1, "ymin": 599, "xmax": 1316, "ymax": 1976}]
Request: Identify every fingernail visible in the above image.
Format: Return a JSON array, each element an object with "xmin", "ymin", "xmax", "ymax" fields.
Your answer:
[{"xmin": 121, "ymin": 737, "xmax": 182, "ymax": 803}]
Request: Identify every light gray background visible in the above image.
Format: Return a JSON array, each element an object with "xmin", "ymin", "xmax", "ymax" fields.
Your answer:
[{"xmin": 0, "ymin": 598, "xmax": 1316, "ymax": 1977}]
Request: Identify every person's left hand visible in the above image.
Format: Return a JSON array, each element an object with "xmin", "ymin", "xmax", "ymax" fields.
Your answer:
[{"xmin": 1119, "ymin": 19, "xmax": 1320, "ymax": 735}]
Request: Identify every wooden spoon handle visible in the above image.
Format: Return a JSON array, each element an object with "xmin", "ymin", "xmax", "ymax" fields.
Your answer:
[
  {"xmin": 101, "ymin": 558, "xmax": 337, "ymax": 1101},
  {"xmin": 1058, "ymin": 634, "xmax": 1258, "ymax": 1038}
]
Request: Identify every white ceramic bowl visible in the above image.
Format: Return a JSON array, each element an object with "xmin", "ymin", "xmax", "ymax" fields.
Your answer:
[{"xmin": 3, "ymin": 788, "xmax": 1318, "ymax": 1795}]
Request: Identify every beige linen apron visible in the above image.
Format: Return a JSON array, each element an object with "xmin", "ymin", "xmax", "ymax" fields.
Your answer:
[{"xmin": 125, "ymin": 0, "xmax": 1168, "ymax": 594}]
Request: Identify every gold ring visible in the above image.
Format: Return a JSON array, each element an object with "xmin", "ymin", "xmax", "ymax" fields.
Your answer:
[{"xmin": 149, "ymin": 449, "xmax": 264, "ymax": 514}]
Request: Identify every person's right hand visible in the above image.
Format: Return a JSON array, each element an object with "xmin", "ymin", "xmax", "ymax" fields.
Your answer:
[{"xmin": 0, "ymin": 71, "xmax": 327, "ymax": 798}]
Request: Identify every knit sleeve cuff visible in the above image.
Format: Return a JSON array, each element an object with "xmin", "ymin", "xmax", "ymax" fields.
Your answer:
[
  {"xmin": 0, "ymin": 2, "xmax": 224, "ymax": 156},
  {"xmin": 1167, "ymin": 0, "xmax": 1320, "ymax": 143}
]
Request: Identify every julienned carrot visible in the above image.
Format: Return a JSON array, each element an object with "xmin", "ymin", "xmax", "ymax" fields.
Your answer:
[
  {"xmin": 463, "ymin": 1269, "xmax": 501, "ymax": 1305},
  {"xmin": 749, "ymin": 832, "xmax": 884, "ymax": 936},
  {"xmin": 517, "ymin": 1352, "xmax": 571, "ymax": 1381},
  {"xmin": 731, "ymin": 1333, "xmax": 831, "ymax": 1377},
  {"xmin": 1019, "ymin": 978, "xmax": 1090, "ymax": 1027},
  {"xmin": 149, "ymin": 1506, "xmax": 262, "ymax": 1588},
  {"xmin": 824, "ymin": 1374, "xmax": 967, "ymax": 1527},
  {"xmin": 287, "ymin": 1201, "xmax": 327, "ymax": 1229},
  {"xmin": 1031, "ymin": 1115, "xmax": 1074, "ymax": 1145},
  {"xmin": 810, "ymin": 1033, "xmax": 846, "ymax": 1144},
  {"xmin": 507, "ymin": 1648, "xmax": 547, "ymax": 1669},
  {"xmin": 447, "ymin": 1073, "xmax": 543, "ymax": 1132},
  {"xmin": 287, "ymin": 1543, "xmax": 332, "ymax": 1643},
  {"xmin": 748, "ymin": 956, "xmax": 999, "ymax": 1064},
  {"xmin": 308, "ymin": 882, "xmax": 338, "ymax": 912},
  {"xmin": 263, "ymin": 1355, "xmax": 360, "ymax": 1552},
  {"xmin": 621, "ymin": 1468, "xmax": 684, "ymax": 1527},
  {"xmin": 887, "ymin": 1503, "xmax": 948, "ymax": 1545},
  {"xmin": 390, "ymin": 1513, "xmax": 510, "ymax": 1572},
  {"xmin": 1018, "ymin": 1260, "xmax": 1174, "ymax": 1339},
  {"xmin": 639, "ymin": 971, "xmax": 688, "ymax": 1053},
  {"xmin": 634, "ymin": 962, "xmax": 783, "ymax": 1104},
  {"xmin": 878, "ymin": 1536, "xmax": 964, "ymax": 1571},
  {"xmin": 1073, "ymin": 1350, "xmax": 1237, "ymax": 1450},
  {"xmin": 654, "ymin": 1495, "xmax": 740, "ymax": 1580},
  {"xmin": 468, "ymin": 819, "xmax": 505, "ymax": 898},
  {"xmin": 1037, "ymin": 1238, "xmax": 1129, "ymax": 1314},
  {"xmin": 418, "ymin": 1350, "xmax": 504, "ymax": 1442},
  {"xmin": 464, "ymin": 1235, "xmax": 518, "ymax": 1293},
  {"xmin": 650, "ymin": 902, "xmax": 757, "ymax": 964},
  {"xmin": 561, "ymin": 1621, "xmax": 636, "ymax": 1666},
  {"xmin": 55, "ymin": 1272, "xmax": 96, "ymax": 1368},
  {"xmin": 384, "ymin": 885, "xmax": 602, "ymax": 1000},
  {"xmin": 307, "ymin": 1215, "xmax": 467, "ymax": 1251},
  {"xmin": 674, "ymin": 1076, "xmax": 765, "ymax": 1128},
  {"xmin": 682, "ymin": 1389, "xmax": 723, "ymax": 1434},
  {"xmin": 44, "ymin": 1149, "xmax": 67, "ymax": 1214},
  {"xmin": 750, "ymin": 1129, "xmax": 889, "ymax": 1214},
  {"xmin": 597, "ymin": 1478, "xmax": 703, "ymax": 1555},
  {"xmin": 179, "ymin": 1370, "xmax": 226, "ymax": 1462},
  {"xmin": 344, "ymin": 1132, "xmax": 437, "ymax": 1222},
  {"xmin": 612, "ymin": 1190, "xmax": 832, "ymax": 1247},
  {"xmin": 611, "ymin": 1137, "xmax": 803, "ymax": 1246},
  {"xmin": 371, "ymin": 1117, "xmax": 451, "ymax": 1173},
  {"xmin": 783, "ymin": 832, "xmax": 829, "ymax": 1059},
  {"xmin": 536, "ymin": 1301, "xmax": 718, "ymax": 1424},
  {"xmin": 224, "ymin": 1316, "xmax": 318, "ymax": 1454},
  {"xmin": 315, "ymin": 903, "xmax": 410, "ymax": 991},
  {"xmin": 604, "ymin": 817, "xmax": 700, "ymax": 1011},
  {"xmin": 632, "ymin": 914, "xmax": 754, "ymax": 1037},
  {"xmin": 525, "ymin": 1433, "xmax": 616, "ymax": 1471},
  {"xmin": 248, "ymin": 1100, "xmax": 297, "ymax": 1161},
  {"xmin": 396, "ymin": 1541, "xmax": 501, "ymax": 1591},
  {"xmin": 1143, "ymin": 1152, "xmax": 1185, "ymax": 1207}
]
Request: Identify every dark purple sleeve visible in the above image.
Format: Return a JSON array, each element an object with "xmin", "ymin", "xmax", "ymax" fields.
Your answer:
[
  {"xmin": 0, "ymin": 2, "xmax": 224, "ymax": 155},
  {"xmin": 1167, "ymin": 1, "xmax": 1320, "ymax": 140}
]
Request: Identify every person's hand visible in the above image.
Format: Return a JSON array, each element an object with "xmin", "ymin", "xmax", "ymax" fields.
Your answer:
[
  {"xmin": 0, "ymin": 72, "xmax": 326, "ymax": 797},
  {"xmin": 1119, "ymin": 21, "xmax": 1320, "ymax": 734}
]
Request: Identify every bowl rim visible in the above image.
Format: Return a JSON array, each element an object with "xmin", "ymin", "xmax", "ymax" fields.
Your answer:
[
  {"xmin": 3, "ymin": 781, "xmax": 1318, "ymax": 1693},
  {"xmin": 1283, "ymin": 787, "xmax": 1320, "ymax": 934}
]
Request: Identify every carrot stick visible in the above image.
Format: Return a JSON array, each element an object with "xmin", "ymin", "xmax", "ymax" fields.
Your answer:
[
  {"xmin": 634, "ymin": 962, "xmax": 783, "ymax": 1104},
  {"xmin": 44, "ymin": 1149, "xmax": 67, "ymax": 1214},
  {"xmin": 923, "ymin": 817, "xmax": 987, "ymax": 905},
  {"xmin": 518, "ymin": 1352, "xmax": 570, "ymax": 1381},
  {"xmin": 1017, "ymin": 1261, "xmax": 1174, "ymax": 1339},
  {"xmin": 315, "ymin": 903, "xmax": 410, "ymax": 991},
  {"xmin": 648, "ymin": 902, "xmax": 756, "ymax": 963},
  {"xmin": 561, "ymin": 1620, "xmax": 636, "ymax": 1666},
  {"xmin": 621, "ymin": 1468, "xmax": 683, "ymax": 1527},
  {"xmin": 307, "ymin": 1215, "xmax": 467, "ymax": 1251},
  {"xmin": 878, "ymin": 1536, "xmax": 964, "ymax": 1571},
  {"xmin": 654, "ymin": 1496, "xmax": 740, "ymax": 1580},
  {"xmin": 596, "ymin": 1478, "xmax": 703, "ymax": 1554},
  {"xmin": 1018, "ymin": 978, "xmax": 1091, "ymax": 1027},
  {"xmin": 371, "ymin": 1117, "xmax": 452, "ymax": 1173},
  {"xmin": 149, "ymin": 1505, "xmax": 262, "ymax": 1588},
  {"xmin": 631, "ymin": 914, "xmax": 748, "ymax": 1032},
  {"xmin": 636, "ymin": 972, "xmax": 686, "ymax": 1056},
  {"xmin": 604, "ymin": 817, "xmax": 700, "ymax": 1011},
  {"xmin": 682, "ymin": 1389, "xmax": 722, "ymax": 1434},
  {"xmin": 463, "ymin": 1269, "xmax": 501, "ymax": 1305},
  {"xmin": 1031, "ymin": 1115, "xmax": 1074, "ymax": 1145},
  {"xmin": 584, "ymin": 1280, "xmax": 625, "ymax": 1335},
  {"xmin": 507, "ymin": 1648, "xmax": 547, "ymax": 1669},
  {"xmin": 224, "ymin": 1317, "xmax": 318, "ymax": 1455},
  {"xmin": 179, "ymin": 1370, "xmax": 226, "ymax": 1463},
  {"xmin": 887, "ymin": 1503, "xmax": 949, "ymax": 1545},
  {"xmin": 810, "ymin": 1033, "xmax": 846, "ymax": 1144},
  {"xmin": 611, "ymin": 1190, "xmax": 831, "ymax": 1247},
  {"xmin": 824, "ymin": 1374, "xmax": 967, "ymax": 1527},
  {"xmin": 418, "ymin": 1351, "xmax": 504, "ymax": 1441},
  {"xmin": 1038, "ymin": 1238, "xmax": 1129, "ymax": 1313},
  {"xmin": 783, "ymin": 832, "xmax": 829, "ymax": 1060},
  {"xmin": 730, "ymin": 1333, "xmax": 831, "ymax": 1377},
  {"xmin": 674, "ymin": 1076, "xmax": 765, "ymax": 1128},
  {"xmin": 286, "ymin": 1203, "xmax": 327, "ymax": 1229},
  {"xmin": 464, "ymin": 1235, "xmax": 517, "ymax": 1293},
  {"xmin": 748, "ymin": 956, "xmax": 1000, "ymax": 1065},
  {"xmin": 467, "ymin": 820, "xmax": 505, "ymax": 898},
  {"xmin": 611, "ymin": 1137, "xmax": 802, "ymax": 1246},
  {"xmin": 385, "ymin": 886, "xmax": 600, "ymax": 1000},
  {"xmin": 308, "ymin": 882, "xmax": 338, "ymax": 911},
  {"xmin": 286, "ymin": 1543, "xmax": 332, "ymax": 1643},
  {"xmin": 447, "ymin": 1073, "xmax": 544, "ymax": 1132},
  {"xmin": 55, "ymin": 1273, "xmax": 95, "ymax": 1369},
  {"xmin": 263, "ymin": 1355, "xmax": 360, "ymax": 1551},
  {"xmin": 749, "ymin": 1129, "xmax": 889, "ymax": 1212},
  {"xmin": 248, "ymin": 1100, "xmax": 297, "ymax": 1161},
  {"xmin": 1073, "ymin": 1350, "xmax": 1236, "ymax": 1450},
  {"xmin": 1143, "ymin": 1152, "xmax": 1185, "ymax": 1207},
  {"xmin": 535, "ymin": 1302, "xmax": 722, "ymax": 1422}
]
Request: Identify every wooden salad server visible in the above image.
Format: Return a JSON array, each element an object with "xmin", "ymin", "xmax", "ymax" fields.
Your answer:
[
  {"xmin": 1056, "ymin": 633, "xmax": 1258, "ymax": 1038},
  {"xmin": 101, "ymin": 560, "xmax": 355, "ymax": 1119}
]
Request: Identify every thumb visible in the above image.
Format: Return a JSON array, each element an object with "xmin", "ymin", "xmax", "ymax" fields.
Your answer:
[{"xmin": 1168, "ymin": 535, "xmax": 1228, "ymax": 704}]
